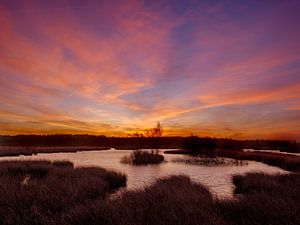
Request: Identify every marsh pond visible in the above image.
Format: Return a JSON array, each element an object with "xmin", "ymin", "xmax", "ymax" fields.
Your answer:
[{"xmin": 0, "ymin": 149, "xmax": 287, "ymax": 197}]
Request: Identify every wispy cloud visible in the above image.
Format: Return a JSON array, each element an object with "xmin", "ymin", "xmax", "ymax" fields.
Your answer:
[{"xmin": 0, "ymin": 0, "xmax": 299, "ymax": 139}]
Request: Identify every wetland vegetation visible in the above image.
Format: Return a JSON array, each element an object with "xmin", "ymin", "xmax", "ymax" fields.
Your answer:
[
  {"xmin": 0, "ymin": 158, "xmax": 299, "ymax": 225},
  {"xmin": 173, "ymin": 156, "xmax": 248, "ymax": 166},
  {"xmin": 121, "ymin": 150, "xmax": 164, "ymax": 165},
  {"xmin": 1, "ymin": 134, "xmax": 299, "ymax": 225}
]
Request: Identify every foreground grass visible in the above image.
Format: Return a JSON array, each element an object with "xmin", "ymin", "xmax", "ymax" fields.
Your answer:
[
  {"xmin": 217, "ymin": 173, "xmax": 300, "ymax": 225},
  {"xmin": 121, "ymin": 150, "xmax": 164, "ymax": 165},
  {"xmin": 0, "ymin": 160, "xmax": 126, "ymax": 225},
  {"xmin": 64, "ymin": 175, "xmax": 225, "ymax": 225},
  {"xmin": 1, "ymin": 161, "xmax": 299, "ymax": 225},
  {"xmin": 65, "ymin": 173, "xmax": 300, "ymax": 225}
]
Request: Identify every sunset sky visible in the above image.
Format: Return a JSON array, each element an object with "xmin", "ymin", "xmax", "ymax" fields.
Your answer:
[{"xmin": 0, "ymin": 0, "xmax": 300, "ymax": 140}]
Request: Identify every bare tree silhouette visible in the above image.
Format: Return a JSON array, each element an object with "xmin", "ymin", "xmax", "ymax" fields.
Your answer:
[
  {"xmin": 146, "ymin": 122, "xmax": 163, "ymax": 150},
  {"xmin": 145, "ymin": 122, "xmax": 163, "ymax": 138}
]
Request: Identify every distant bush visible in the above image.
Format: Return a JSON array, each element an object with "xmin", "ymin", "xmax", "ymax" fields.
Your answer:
[
  {"xmin": 52, "ymin": 160, "xmax": 74, "ymax": 168},
  {"xmin": 183, "ymin": 136, "xmax": 217, "ymax": 156},
  {"xmin": 121, "ymin": 150, "xmax": 164, "ymax": 165}
]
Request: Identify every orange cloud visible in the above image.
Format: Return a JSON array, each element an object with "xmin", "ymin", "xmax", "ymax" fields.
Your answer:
[{"xmin": 0, "ymin": 1, "xmax": 300, "ymax": 139}]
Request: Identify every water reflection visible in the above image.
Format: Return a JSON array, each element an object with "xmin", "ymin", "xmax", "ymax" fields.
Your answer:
[{"xmin": 0, "ymin": 149, "xmax": 287, "ymax": 197}]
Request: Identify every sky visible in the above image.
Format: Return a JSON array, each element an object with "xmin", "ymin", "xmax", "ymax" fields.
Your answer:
[{"xmin": 0, "ymin": 0, "xmax": 300, "ymax": 140}]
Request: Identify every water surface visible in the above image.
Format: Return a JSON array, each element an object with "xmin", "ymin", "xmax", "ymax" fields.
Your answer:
[{"xmin": 0, "ymin": 149, "xmax": 287, "ymax": 197}]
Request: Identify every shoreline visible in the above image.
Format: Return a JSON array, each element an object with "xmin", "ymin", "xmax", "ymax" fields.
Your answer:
[
  {"xmin": 165, "ymin": 149, "xmax": 300, "ymax": 172},
  {"xmin": 0, "ymin": 146, "xmax": 110, "ymax": 157}
]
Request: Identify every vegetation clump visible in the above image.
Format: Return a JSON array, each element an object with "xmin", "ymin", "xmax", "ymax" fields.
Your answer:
[
  {"xmin": 0, "ymin": 162, "xmax": 299, "ymax": 225},
  {"xmin": 173, "ymin": 156, "xmax": 248, "ymax": 166},
  {"xmin": 0, "ymin": 160, "xmax": 126, "ymax": 225},
  {"xmin": 182, "ymin": 136, "xmax": 217, "ymax": 156},
  {"xmin": 166, "ymin": 137, "xmax": 300, "ymax": 172},
  {"xmin": 218, "ymin": 150, "xmax": 300, "ymax": 172},
  {"xmin": 121, "ymin": 150, "xmax": 164, "ymax": 165},
  {"xmin": 65, "ymin": 173, "xmax": 300, "ymax": 225},
  {"xmin": 52, "ymin": 160, "xmax": 74, "ymax": 168},
  {"xmin": 64, "ymin": 175, "xmax": 225, "ymax": 225},
  {"xmin": 217, "ymin": 173, "xmax": 300, "ymax": 225}
]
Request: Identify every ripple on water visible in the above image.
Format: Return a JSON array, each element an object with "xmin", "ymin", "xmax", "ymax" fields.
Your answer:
[{"xmin": 0, "ymin": 149, "xmax": 288, "ymax": 198}]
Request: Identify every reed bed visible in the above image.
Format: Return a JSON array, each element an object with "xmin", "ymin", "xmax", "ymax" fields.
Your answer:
[
  {"xmin": 121, "ymin": 150, "xmax": 164, "ymax": 165},
  {"xmin": 0, "ymin": 160, "xmax": 126, "ymax": 225},
  {"xmin": 218, "ymin": 150, "xmax": 300, "ymax": 172},
  {"xmin": 217, "ymin": 173, "xmax": 300, "ymax": 225},
  {"xmin": 0, "ymin": 146, "xmax": 109, "ymax": 157},
  {"xmin": 173, "ymin": 156, "xmax": 248, "ymax": 166},
  {"xmin": 64, "ymin": 175, "xmax": 225, "ymax": 225},
  {"xmin": 64, "ymin": 173, "xmax": 300, "ymax": 225},
  {"xmin": 0, "ymin": 161, "xmax": 299, "ymax": 225}
]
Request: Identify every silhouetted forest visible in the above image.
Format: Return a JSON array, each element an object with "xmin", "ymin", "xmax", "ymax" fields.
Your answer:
[{"xmin": 0, "ymin": 135, "xmax": 299, "ymax": 153}]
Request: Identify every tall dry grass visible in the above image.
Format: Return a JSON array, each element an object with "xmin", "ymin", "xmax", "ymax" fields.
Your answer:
[
  {"xmin": 217, "ymin": 173, "xmax": 300, "ymax": 225},
  {"xmin": 65, "ymin": 173, "xmax": 300, "ymax": 225},
  {"xmin": 0, "ymin": 160, "xmax": 126, "ymax": 225},
  {"xmin": 64, "ymin": 175, "xmax": 225, "ymax": 225},
  {"xmin": 1, "ymin": 161, "xmax": 299, "ymax": 225}
]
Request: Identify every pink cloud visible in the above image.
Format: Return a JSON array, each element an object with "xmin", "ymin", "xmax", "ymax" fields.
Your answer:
[{"xmin": 0, "ymin": 1, "xmax": 299, "ymax": 139}]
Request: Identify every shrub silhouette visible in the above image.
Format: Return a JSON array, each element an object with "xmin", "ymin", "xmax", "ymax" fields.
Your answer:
[
  {"xmin": 121, "ymin": 150, "xmax": 164, "ymax": 165},
  {"xmin": 183, "ymin": 136, "xmax": 217, "ymax": 156}
]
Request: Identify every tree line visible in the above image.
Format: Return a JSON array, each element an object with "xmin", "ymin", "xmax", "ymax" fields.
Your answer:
[{"xmin": 0, "ymin": 134, "xmax": 299, "ymax": 153}]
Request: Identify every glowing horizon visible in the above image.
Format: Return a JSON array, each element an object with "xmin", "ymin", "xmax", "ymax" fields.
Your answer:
[{"xmin": 0, "ymin": 0, "xmax": 300, "ymax": 140}]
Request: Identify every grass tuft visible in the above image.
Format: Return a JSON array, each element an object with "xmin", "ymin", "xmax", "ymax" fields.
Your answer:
[
  {"xmin": 217, "ymin": 173, "xmax": 300, "ymax": 225},
  {"xmin": 121, "ymin": 150, "xmax": 164, "ymax": 165},
  {"xmin": 64, "ymin": 175, "xmax": 225, "ymax": 225},
  {"xmin": 0, "ymin": 160, "xmax": 126, "ymax": 225}
]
